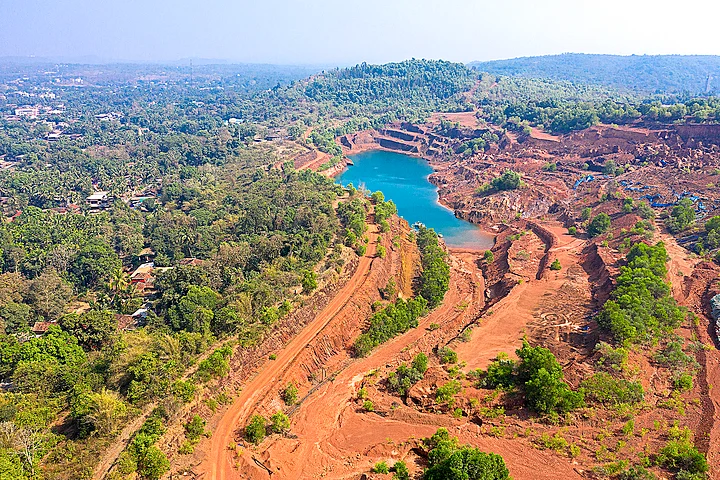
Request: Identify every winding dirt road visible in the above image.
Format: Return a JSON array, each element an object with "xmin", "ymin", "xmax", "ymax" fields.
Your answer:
[{"xmin": 198, "ymin": 231, "xmax": 378, "ymax": 480}]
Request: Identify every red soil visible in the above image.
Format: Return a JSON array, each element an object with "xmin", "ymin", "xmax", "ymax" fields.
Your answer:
[{"xmin": 196, "ymin": 226, "xmax": 380, "ymax": 480}]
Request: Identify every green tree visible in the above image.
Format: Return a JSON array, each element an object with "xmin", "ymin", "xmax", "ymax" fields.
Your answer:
[
  {"xmin": 301, "ymin": 269, "xmax": 318, "ymax": 294},
  {"xmin": 491, "ymin": 170, "xmax": 522, "ymax": 191},
  {"xmin": 587, "ymin": 213, "xmax": 611, "ymax": 237},
  {"xmin": 245, "ymin": 415, "xmax": 267, "ymax": 444},
  {"xmin": 60, "ymin": 310, "xmax": 117, "ymax": 351},
  {"xmin": 270, "ymin": 412, "xmax": 290, "ymax": 434},
  {"xmin": 666, "ymin": 198, "xmax": 695, "ymax": 233},
  {"xmin": 71, "ymin": 238, "xmax": 121, "ymax": 288},
  {"xmin": 28, "ymin": 271, "xmax": 72, "ymax": 321}
]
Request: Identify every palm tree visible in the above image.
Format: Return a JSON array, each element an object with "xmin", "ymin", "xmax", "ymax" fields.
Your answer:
[{"xmin": 108, "ymin": 268, "xmax": 129, "ymax": 307}]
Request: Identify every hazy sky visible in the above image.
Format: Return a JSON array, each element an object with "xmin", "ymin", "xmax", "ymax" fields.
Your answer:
[{"xmin": 2, "ymin": 0, "xmax": 719, "ymax": 65}]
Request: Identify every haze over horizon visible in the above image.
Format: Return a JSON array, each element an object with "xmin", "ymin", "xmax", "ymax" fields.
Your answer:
[{"xmin": 2, "ymin": 0, "xmax": 720, "ymax": 66}]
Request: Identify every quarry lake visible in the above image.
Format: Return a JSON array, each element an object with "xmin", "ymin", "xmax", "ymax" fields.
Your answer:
[{"xmin": 338, "ymin": 150, "xmax": 494, "ymax": 249}]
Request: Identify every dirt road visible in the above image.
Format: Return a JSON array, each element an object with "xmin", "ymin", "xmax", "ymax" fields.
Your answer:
[{"xmin": 198, "ymin": 230, "xmax": 378, "ymax": 480}]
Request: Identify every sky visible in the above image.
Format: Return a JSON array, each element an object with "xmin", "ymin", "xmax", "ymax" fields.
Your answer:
[{"xmin": 2, "ymin": 0, "xmax": 720, "ymax": 66}]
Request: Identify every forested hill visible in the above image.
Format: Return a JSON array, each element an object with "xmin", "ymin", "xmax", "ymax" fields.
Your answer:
[{"xmin": 469, "ymin": 54, "xmax": 720, "ymax": 94}]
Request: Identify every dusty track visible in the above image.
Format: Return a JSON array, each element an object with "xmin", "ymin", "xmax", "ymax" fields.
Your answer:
[
  {"xmin": 198, "ymin": 228, "xmax": 379, "ymax": 480},
  {"xmin": 231, "ymin": 248, "xmax": 584, "ymax": 479}
]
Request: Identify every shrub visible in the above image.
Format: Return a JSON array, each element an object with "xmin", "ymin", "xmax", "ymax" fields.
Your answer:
[
  {"xmin": 392, "ymin": 460, "xmax": 410, "ymax": 480},
  {"xmin": 354, "ymin": 297, "xmax": 428, "ymax": 357},
  {"xmin": 195, "ymin": 345, "xmax": 232, "ymax": 382},
  {"xmin": 484, "ymin": 250, "xmax": 495, "ymax": 262},
  {"xmin": 637, "ymin": 202, "xmax": 655, "ymax": 220},
  {"xmin": 550, "ymin": 259, "xmax": 562, "ymax": 270},
  {"xmin": 655, "ymin": 341, "xmax": 699, "ymax": 371},
  {"xmin": 171, "ymin": 380, "xmax": 196, "ymax": 403},
  {"xmin": 270, "ymin": 411, "xmax": 290, "ymax": 434},
  {"xmin": 568, "ymin": 226, "xmax": 577, "ymax": 235},
  {"xmin": 245, "ymin": 414, "xmax": 267, "ymax": 444},
  {"xmin": 516, "ymin": 340, "xmax": 584, "ymax": 414},
  {"xmin": 417, "ymin": 227, "xmax": 450, "ymax": 308},
  {"xmin": 424, "ymin": 428, "xmax": 510, "ymax": 480},
  {"xmin": 491, "ymin": 170, "xmax": 522, "ymax": 191},
  {"xmin": 363, "ymin": 400, "xmax": 374, "ymax": 412},
  {"xmin": 581, "ymin": 207, "xmax": 592, "ymax": 221},
  {"xmin": 184, "ymin": 415, "xmax": 206, "ymax": 442},
  {"xmin": 282, "ymin": 383, "xmax": 299, "ymax": 405},
  {"xmin": 482, "ymin": 356, "xmax": 516, "ymax": 389},
  {"xmin": 656, "ymin": 439, "xmax": 708, "ymax": 478},
  {"xmin": 388, "ymin": 353, "xmax": 428, "ymax": 396},
  {"xmin": 437, "ymin": 346, "xmax": 458, "ymax": 364},
  {"xmin": 372, "ymin": 461, "xmax": 390, "ymax": 474},
  {"xmin": 673, "ymin": 373, "xmax": 694, "ymax": 392},
  {"xmin": 618, "ymin": 466, "xmax": 657, "ymax": 480},
  {"xmin": 536, "ymin": 432, "xmax": 568, "ymax": 452},
  {"xmin": 595, "ymin": 342, "xmax": 629, "ymax": 372},
  {"xmin": 581, "ymin": 372, "xmax": 644, "ymax": 406},
  {"xmin": 301, "ymin": 269, "xmax": 318, "ymax": 293},
  {"xmin": 588, "ymin": 213, "xmax": 611, "ymax": 237},
  {"xmin": 666, "ymin": 198, "xmax": 695, "ymax": 233},
  {"xmin": 436, "ymin": 380, "xmax": 462, "ymax": 404}
]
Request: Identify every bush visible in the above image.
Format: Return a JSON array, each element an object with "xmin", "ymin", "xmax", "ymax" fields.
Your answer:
[
  {"xmin": 484, "ymin": 250, "xmax": 495, "ymax": 262},
  {"xmin": 301, "ymin": 269, "xmax": 318, "ymax": 293},
  {"xmin": 491, "ymin": 170, "xmax": 522, "ymax": 191},
  {"xmin": 568, "ymin": 226, "xmax": 577, "ymax": 235},
  {"xmin": 393, "ymin": 460, "xmax": 410, "ymax": 480},
  {"xmin": 437, "ymin": 346, "xmax": 458, "ymax": 364},
  {"xmin": 588, "ymin": 213, "xmax": 611, "ymax": 237},
  {"xmin": 270, "ymin": 411, "xmax": 290, "ymax": 434},
  {"xmin": 580, "ymin": 372, "xmax": 644, "ymax": 406},
  {"xmin": 282, "ymin": 383, "xmax": 298, "ymax": 405},
  {"xmin": 516, "ymin": 340, "xmax": 584, "ymax": 414},
  {"xmin": 666, "ymin": 198, "xmax": 695, "ymax": 233},
  {"xmin": 363, "ymin": 400, "xmax": 375, "ymax": 412},
  {"xmin": 195, "ymin": 345, "xmax": 232, "ymax": 382},
  {"xmin": 550, "ymin": 259, "xmax": 562, "ymax": 270},
  {"xmin": 372, "ymin": 461, "xmax": 390, "ymax": 474},
  {"xmin": 424, "ymin": 429, "xmax": 510, "ymax": 480},
  {"xmin": 417, "ymin": 227, "xmax": 450, "ymax": 308},
  {"xmin": 171, "ymin": 380, "xmax": 196, "ymax": 403},
  {"xmin": 436, "ymin": 380, "xmax": 462, "ymax": 404},
  {"xmin": 673, "ymin": 373, "xmax": 694, "ymax": 392},
  {"xmin": 388, "ymin": 353, "xmax": 428, "ymax": 396},
  {"xmin": 353, "ymin": 296, "xmax": 428, "ymax": 357},
  {"xmin": 618, "ymin": 465, "xmax": 657, "ymax": 480},
  {"xmin": 595, "ymin": 342, "xmax": 628, "ymax": 372},
  {"xmin": 656, "ymin": 439, "xmax": 708, "ymax": 478},
  {"xmin": 482, "ymin": 355, "xmax": 516, "ymax": 389},
  {"xmin": 184, "ymin": 415, "xmax": 206, "ymax": 442},
  {"xmin": 245, "ymin": 414, "xmax": 267, "ymax": 444}
]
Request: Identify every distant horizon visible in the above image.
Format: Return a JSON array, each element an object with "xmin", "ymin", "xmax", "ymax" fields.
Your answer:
[{"xmin": 2, "ymin": 52, "xmax": 720, "ymax": 69}]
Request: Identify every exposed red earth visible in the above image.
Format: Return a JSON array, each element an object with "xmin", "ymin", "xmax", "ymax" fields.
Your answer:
[{"xmin": 157, "ymin": 116, "xmax": 720, "ymax": 480}]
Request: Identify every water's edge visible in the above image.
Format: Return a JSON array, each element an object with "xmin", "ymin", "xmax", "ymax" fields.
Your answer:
[{"xmin": 338, "ymin": 150, "xmax": 494, "ymax": 250}]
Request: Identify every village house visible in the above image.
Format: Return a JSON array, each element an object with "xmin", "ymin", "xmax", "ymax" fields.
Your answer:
[
  {"xmin": 14, "ymin": 106, "xmax": 40, "ymax": 118},
  {"xmin": 86, "ymin": 191, "xmax": 111, "ymax": 210}
]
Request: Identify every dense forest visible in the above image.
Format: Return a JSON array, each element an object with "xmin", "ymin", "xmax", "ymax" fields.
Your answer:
[{"xmin": 471, "ymin": 53, "xmax": 720, "ymax": 94}]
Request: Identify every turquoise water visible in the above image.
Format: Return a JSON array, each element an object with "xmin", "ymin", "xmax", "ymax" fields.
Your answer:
[{"xmin": 338, "ymin": 150, "xmax": 494, "ymax": 249}]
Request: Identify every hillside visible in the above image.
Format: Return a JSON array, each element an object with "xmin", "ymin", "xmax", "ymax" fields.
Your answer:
[{"xmin": 470, "ymin": 53, "xmax": 720, "ymax": 94}]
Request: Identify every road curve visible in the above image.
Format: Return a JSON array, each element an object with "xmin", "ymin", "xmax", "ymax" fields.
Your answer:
[{"xmin": 198, "ymin": 231, "xmax": 378, "ymax": 480}]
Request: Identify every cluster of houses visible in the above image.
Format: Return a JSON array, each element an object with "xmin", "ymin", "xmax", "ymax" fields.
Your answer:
[
  {"xmin": 3, "ymin": 103, "xmax": 66, "ymax": 121},
  {"xmin": 28, "ymin": 254, "xmax": 203, "ymax": 338}
]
